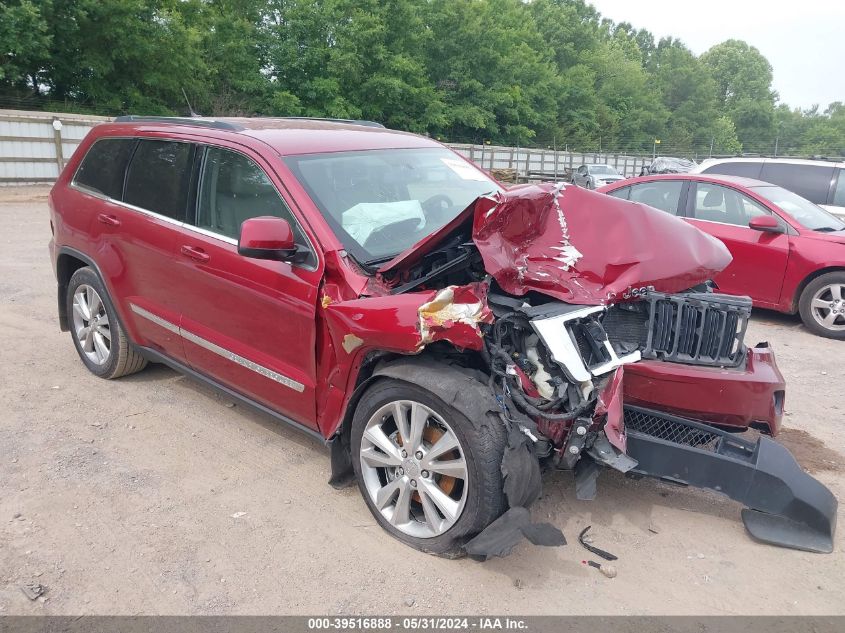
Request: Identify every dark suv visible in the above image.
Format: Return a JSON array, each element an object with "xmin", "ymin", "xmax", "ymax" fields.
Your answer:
[{"xmin": 48, "ymin": 116, "xmax": 836, "ymax": 556}]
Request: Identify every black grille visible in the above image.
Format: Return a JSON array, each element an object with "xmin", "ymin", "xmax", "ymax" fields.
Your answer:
[
  {"xmin": 641, "ymin": 292, "xmax": 750, "ymax": 367},
  {"xmin": 624, "ymin": 407, "xmax": 721, "ymax": 452}
]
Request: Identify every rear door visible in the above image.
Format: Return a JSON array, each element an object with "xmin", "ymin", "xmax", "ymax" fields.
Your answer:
[
  {"xmin": 683, "ymin": 181, "xmax": 790, "ymax": 307},
  {"xmin": 76, "ymin": 137, "xmax": 197, "ymax": 361},
  {"xmin": 170, "ymin": 143, "xmax": 322, "ymax": 429}
]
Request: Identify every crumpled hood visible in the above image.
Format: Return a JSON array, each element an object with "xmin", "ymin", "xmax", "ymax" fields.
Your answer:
[{"xmin": 381, "ymin": 183, "xmax": 732, "ymax": 305}]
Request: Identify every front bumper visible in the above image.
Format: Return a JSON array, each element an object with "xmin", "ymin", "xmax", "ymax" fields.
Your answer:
[
  {"xmin": 624, "ymin": 406, "xmax": 837, "ymax": 553},
  {"xmin": 623, "ymin": 343, "xmax": 785, "ymax": 436}
]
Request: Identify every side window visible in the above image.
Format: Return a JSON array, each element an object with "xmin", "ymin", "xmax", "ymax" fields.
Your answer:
[
  {"xmin": 629, "ymin": 180, "xmax": 682, "ymax": 214},
  {"xmin": 832, "ymin": 169, "xmax": 845, "ymax": 207},
  {"xmin": 73, "ymin": 138, "xmax": 135, "ymax": 199},
  {"xmin": 701, "ymin": 161, "xmax": 762, "ymax": 179},
  {"xmin": 607, "ymin": 186, "xmax": 630, "ymax": 200},
  {"xmin": 759, "ymin": 163, "xmax": 835, "ymax": 205},
  {"xmin": 692, "ymin": 182, "xmax": 774, "ymax": 227},
  {"xmin": 196, "ymin": 146, "xmax": 304, "ymax": 243},
  {"xmin": 124, "ymin": 140, "xmax": 194, "ymax": 219}
]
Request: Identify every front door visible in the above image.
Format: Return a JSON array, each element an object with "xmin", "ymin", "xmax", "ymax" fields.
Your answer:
[
  {"xmin": 684, "ymin": 182, "xmax": 790, "ymax": 307},
  {"xmin": 170, "ymin": 144, "xmax": 322, "ymax": 429}
]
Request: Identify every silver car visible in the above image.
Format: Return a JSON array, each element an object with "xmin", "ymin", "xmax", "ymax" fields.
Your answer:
[{"xmin": 572, "ymin": 164, "xmax": 624, "ymax": 189}]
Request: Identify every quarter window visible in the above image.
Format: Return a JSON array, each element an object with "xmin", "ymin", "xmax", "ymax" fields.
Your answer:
[
  {"xmin": 758, "ymin": 163, "xmax": 835, "ymax": 205},
  {"xmin": 196, "ymin": 147, "xmax": 302, "ymax": 242},
  {"xmin": 628, "ymin": 181, "xmax": 683, "ymax": 215},
  {"xmin": 692, "ymin": 183, "xmax": 773, "ymax": 227},
  {"xmin": 833, "ymin": 169, "xmax": 845, "ymax": 207},
  {"xmin": 74, "ymin": 138, "xmax": 135, "ymax": 199},
  {"xmin": 124, "ymin": 140, "xmax": 194, "ymax": 219},
  {"xmin": 607, "ymin": 186, "xmax": 630, "ymax": 200},
  {"xmin": 701, "ymin": 161, "xmax": 762, "ymax": 179}
]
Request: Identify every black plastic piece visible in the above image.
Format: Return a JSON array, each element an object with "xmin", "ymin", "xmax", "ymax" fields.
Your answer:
[
  {"xmin": 641, "ymin": 291, "xmax": 751, "ymax": 368},
  {"xmin": 113, "ymin": 115, "xmax": 246, "ymax": 131},
  {"xmin": 623, "ymin": 406, "xmax": 837, "ymax": 553},
  {"xmin": 276, "ymin": 116, "xmax": 385, "ymax": 128},
  {"xmin": 578, "ymin": 526, "xmax": 618, "ymax": 561}
]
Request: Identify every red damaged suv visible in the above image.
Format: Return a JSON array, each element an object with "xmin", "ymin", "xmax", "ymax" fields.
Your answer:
[{"xmin": 48, "ymin": 117, "xmax": 836, "ymax": 556}]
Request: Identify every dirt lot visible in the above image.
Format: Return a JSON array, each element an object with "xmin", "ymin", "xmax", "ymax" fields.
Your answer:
[{"xmin": 1, "ymin": 186, "xmax": 843, "ymax": 615}]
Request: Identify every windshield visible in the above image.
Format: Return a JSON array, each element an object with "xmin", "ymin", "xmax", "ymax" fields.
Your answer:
[
  {"xmin": 589, "ymin": 165, "xmax": 618, "ymax": 175},
  {"xmin": 284, "ymin": 148, "xmax": 499, "ymax": 263},
  {"xmin": 751, "ymin": 185, "xmax": 845, "ymax": 231}
]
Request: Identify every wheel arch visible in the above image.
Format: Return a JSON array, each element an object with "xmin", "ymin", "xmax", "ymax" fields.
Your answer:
[
  {"xmin": 791, "ymin": 266, "xmax": 845, "ymax": 313},
  {"xmin": 327, "ymin": 352, "xmax": 499, "ymax": 488},
  {"xmin": 56, "ymin": 248, "xmax": 97, "ymax": 331}
]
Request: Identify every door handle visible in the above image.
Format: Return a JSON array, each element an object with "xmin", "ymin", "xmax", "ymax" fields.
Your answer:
[
  {"xmin": 180, "ymin": 245, "xmax": 210, "ymax": 263},
  {"xmin": 97, "ymin": 213, "xmax": 120, "ymax": 227}
]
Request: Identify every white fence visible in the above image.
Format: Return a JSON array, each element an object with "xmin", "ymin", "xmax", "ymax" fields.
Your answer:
[
  {"xmin": 0, "ymin": 109, "xmax": 110, "ymax": 183},
  {"xmin": 447, "ymin": 143, "xmax": 651, "ymax": 180},
  {"xmin": 0, "ymin": 108, "xmax": 652, "ymax": 184}
]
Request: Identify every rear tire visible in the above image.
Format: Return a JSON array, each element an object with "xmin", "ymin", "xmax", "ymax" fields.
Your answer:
[
  {"xmin": 350, "ymin": 378, "xmax": 507, "ymax": 557},
  {"xmin": 798, "ymin": 272, "xmax": 845, "ymax": 339},
  {"xmin": 67, "ymin": 267, "xmax": 148, "ymax": 378}
]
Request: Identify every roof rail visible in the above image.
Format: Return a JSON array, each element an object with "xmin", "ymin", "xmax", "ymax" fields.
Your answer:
[
  {"xmin": 113, "ymin": 115, "xmax": 245, "ymax": 131},
  {"xmin": 276, "ymin": 116, "xmax": 385, "ymax": 128}
]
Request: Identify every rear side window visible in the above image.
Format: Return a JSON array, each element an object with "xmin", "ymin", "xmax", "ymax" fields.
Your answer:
[
  {"xmin": 73, "ymin": 138, "xmax": 135, "ymax": 199},
  {"xmin": 124, "ymin": 140, "xmax": 195, "ymax": 219},
  {"xmin": 702, "ymin": 161, "xmax": 762, "ymax": 179},
  {"xmin": 832, "ymin": 169, "xmax": 845, "ymax": 207},
  {"xmin": 628, "ymin": 181, "xmax": 683, "ymax": 215},
  {"xmin": 607, "ymin": 186, "xmax": 630, "ymax": 200},
  {"xmin": 759, "ymin": 163, "xmax": 835, "ymax": 205}
]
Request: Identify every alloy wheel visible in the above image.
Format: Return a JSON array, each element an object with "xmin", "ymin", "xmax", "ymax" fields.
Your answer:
[
  {"xmin": 810, "ymin": 283, "xmax": 845, "ymax": 332},
  {"xmin": 359, "ymin": 399, "xmax": 469, "ymax": 538},
  {"xmin": 71, "ymin": 284, "xmax": 112, "ymax": 365}
]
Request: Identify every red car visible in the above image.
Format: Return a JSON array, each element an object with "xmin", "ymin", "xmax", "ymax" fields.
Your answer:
[
  {"xmin": 48, "ymin": 117, "xmax": 835, "ymax": 555},
  {"xmin": 599, "ymin": 174, "xmax": 845, "ymax": 339}
]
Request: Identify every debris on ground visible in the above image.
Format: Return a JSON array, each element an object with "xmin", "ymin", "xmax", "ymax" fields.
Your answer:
[
  {"xmin": 648, "ymin": 524, "xmax": 660, "ymax": 534},
  {"xmin": 404, "ymin": 596, "xmax": 416, "ymax": 607},
  {"xmin": 230, "ymin": 511, "xmax": 247, "ymax": 519},
  {"xmin": 585, "ymin": 560, "xmax": 617, "ymax": 579},
  {"xmin": 578, "ymin": 526, "xmax": 618, "ymax": 561},
  {"xmin": 20, "ymin": 583, "xmax": 45, "ymax": 600}
]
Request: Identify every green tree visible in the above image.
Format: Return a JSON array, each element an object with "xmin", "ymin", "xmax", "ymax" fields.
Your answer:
[
  {"xmin": 700, "ymin": 39, "xmax": 776, "ymax": 149},
  {"xmin": 0, "ymin": 0, "xmax": 51, "ymax": 88}
]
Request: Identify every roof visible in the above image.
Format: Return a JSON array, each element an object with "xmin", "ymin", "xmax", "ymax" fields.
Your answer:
[
  {"xmin": 605, "ymin": 173, "xmax": 776, "ymax": 189},
  {"xmin": 697, "ymin": 156, "xmax": 845, "ymax": 168},
  {"xmin": 108, "ymin": 116, "xmax": 440, "ymax": 156}
]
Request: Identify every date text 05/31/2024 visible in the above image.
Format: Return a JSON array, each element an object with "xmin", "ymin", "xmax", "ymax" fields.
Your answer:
[{"xmin": 307, "ymin": 617, "xmax": 528, "ymax": 630}]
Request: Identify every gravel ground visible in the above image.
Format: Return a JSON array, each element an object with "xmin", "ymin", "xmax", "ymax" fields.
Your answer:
[{"xmin": 1, "ymin": 186, "xmax": 843, "ymax": 615}]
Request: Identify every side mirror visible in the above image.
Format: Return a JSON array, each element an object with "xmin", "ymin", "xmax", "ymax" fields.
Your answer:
[
  {"xmin": 748, "ymin": 215, "xmax": 784, "ymax": 234},
  {"xmin": 238, "ymin": 216, "xmax": 301, "ymax": 261}
]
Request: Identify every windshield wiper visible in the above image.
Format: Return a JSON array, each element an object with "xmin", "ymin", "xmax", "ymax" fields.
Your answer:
[
  {"xmin": 363, "ymin": 254, "xmax": 398, "ymax": 266},
  {"xmin": 814, "ymin": 226, "xmax": 841, "ymax": 232}
]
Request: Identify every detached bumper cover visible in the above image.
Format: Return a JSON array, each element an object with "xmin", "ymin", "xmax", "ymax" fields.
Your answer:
[
  {"xmin": 624, "ymin": 344, "xmax": 785, "ymax": 435},
  {"xmin": 623, "ymin": 406, "xmax": 837, "ymax": 553}
]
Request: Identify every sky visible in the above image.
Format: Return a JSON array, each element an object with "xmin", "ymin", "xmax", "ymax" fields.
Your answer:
[{"xmin": 588, "ymin": 0, "xmax": 843, "ymax": 111}]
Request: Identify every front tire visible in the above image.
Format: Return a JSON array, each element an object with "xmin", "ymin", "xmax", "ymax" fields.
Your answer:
[
  {"xmin": 67, "ymin": 267, "xmax": 148, "ymax": 378},
  {"xmin": 351, "ymin": 378, "xmax": 507, "ymax": 557},
  {"xmin": 798, "ymin": 272, "xmax": 845, "ymax": 339}
]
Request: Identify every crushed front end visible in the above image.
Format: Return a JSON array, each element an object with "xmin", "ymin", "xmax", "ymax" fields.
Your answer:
[{"xmin": 333, "ymin": 182, "xmax": 837, "ymax": 554}]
